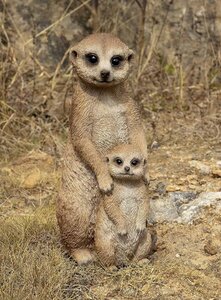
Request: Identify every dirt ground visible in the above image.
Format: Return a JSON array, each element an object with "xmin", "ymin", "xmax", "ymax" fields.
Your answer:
[{"xmin": 1, "ymin": 109, "xmax": 221, "ymax": 300}]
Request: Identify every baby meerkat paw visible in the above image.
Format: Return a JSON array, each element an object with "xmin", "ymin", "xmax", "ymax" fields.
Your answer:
[
  {"xmin": 117, "ymin": 225, "xmax": 128, "ymax": 237},
  {"xmin": 97, "ymin": 174, "xmax": 114, "ymax": 195},
  {"xmin": 136, "ymin": 222, "xmax": 146, "ymax": 236}
]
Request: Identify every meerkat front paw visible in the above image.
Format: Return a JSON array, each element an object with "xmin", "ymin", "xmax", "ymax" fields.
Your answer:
[
  {"xmin": 136, "ymin": 222, "xmax": 146, "ymax": 236},
  {"xmin": 97, "ymin": 173, "xmax": 114, "ymax": 195},
  {"xmin": 117, "ymin": 224, "xmax": 128, "ymax": 237}
]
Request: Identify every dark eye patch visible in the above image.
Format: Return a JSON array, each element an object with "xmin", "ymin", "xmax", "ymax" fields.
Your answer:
[
  {"xmin": 114, "ymin": 157, "xmax": 123, "ymax": 165},
  {"xmin": 85, "ymin": 53, "xmax": 99, "ymax": 64},
  {"xmin": 131, "ymin": 158, "xmax": 140, "ymax": 166},
  {"xmin": 111, "ymin": 55, "xmax": 124, "ymax": 67}
]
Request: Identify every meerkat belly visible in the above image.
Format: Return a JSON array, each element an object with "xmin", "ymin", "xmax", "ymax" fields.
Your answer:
[
  {"xmin": 120, "ymin": 196, "xmax": 138, "ymax": 227},
  {"xmin": 92, "ymin": 104, "xmax": 129, "ymax": 152}
]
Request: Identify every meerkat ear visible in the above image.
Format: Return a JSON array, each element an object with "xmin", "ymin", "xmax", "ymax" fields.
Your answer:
[
  {"xmin": 106, "ymin": 157, "xmax": 109, "ymax": 162},
  {"xmin": 128, "ymin": 49, "xmax": 134, "ymax": 62},
  {"xmin": 70, "ymin": 48, "xmax": 78, "ymax": 65},
  {"xmin": 144, "ymin": 159, "xmax": 147, "ymax": 165}
]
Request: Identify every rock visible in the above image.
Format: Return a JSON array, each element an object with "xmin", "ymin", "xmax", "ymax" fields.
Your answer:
[
  {"xmin": 149, "ymin": 192, "xmax": 221, "ymax": 224},
  {"xmin": 189, "ymin": 160, "xmax": 211, "ymax": 175},
  {"xmin": 169, "ymin": 191, "xmax": 197, "ymax": 208},
  {"xmin": 155, "ymin": 182, "xmax": 166, "ymax": 195},
  {"xmin": 149, "ymin": 197, "xmax": 179, "ymax": 223},
  {"xmin": 204, "ymin": 240, "xmax": 218, "ymax": 256},
  {"xmin": 211, "ymin": 167, "xmax": 221, "ymax": 178},
  {"xmin": 151, "ymin": 141, "xmax": 160, "ymax": 149},
  {"xmin": 166, "ymin": 185, "xmax": 180, "ymax": 192},
  {"xmin": 21, "ymin": 168, "xmax": 42, "ymax": 189},
  {"xmin": 178, "ymin": 192, "xmax": 221, "ymax": 224}
]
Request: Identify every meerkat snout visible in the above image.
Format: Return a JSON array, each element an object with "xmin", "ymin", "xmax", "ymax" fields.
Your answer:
[
  {"xmin": 124, "ymin": 166, "xmax": 130, "ymax": 172},
  {"xmin": 70, "ymin": 33, "xmax": 134, "ymax": 87},
  {"xmin": 100, "ymin": 70, "xmax": 110, "ymax": 81}
]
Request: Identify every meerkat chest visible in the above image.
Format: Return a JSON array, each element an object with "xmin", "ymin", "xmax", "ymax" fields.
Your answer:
[
  {"xmin": 115, "ymin": 184, "xmax": 143, "ymax": 218},
  {"xmin": 91, "ymin": 101, "xmax": 129, "ymax": 151}
]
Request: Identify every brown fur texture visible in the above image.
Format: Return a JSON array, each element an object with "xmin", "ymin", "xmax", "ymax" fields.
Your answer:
[
  {"xmin": 95, "ymin": 144, "xmax": 152, "ymax": 267},
  {"xmin": 56, "ymin": 33, "xmax": 149, "ymax": 265}
]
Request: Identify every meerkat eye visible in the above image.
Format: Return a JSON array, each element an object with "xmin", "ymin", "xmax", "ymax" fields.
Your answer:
[
  {"xmin": 115, "ymin": 157, "xmax": 123, "ymax": 165},
  {"xmin": 111, "ymin": 55, "xmax": 123, "ymax": 67},
  {"xmin": 131, "ymin": 158, "xmax": 140, "ymax": 166},
  {"xmin": 85, "ymin": 53, "xmax": 99, "ymax": 64}
]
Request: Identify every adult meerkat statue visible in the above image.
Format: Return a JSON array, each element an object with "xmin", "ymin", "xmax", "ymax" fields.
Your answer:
[
  {"xmin": 57, "ymin": 33, "xmax": 149, "ymax": 265},
  {"xmin": 95, "ymin": 144, "xmax": 152, "ymax": 267}
]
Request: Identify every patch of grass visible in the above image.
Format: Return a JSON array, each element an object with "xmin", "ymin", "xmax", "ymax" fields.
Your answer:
[
  {"xmin": 0, "ymin": 204, "xmax": 158, "ymax": 300},
  {"xmin": 0, "ymin": 206, "xmax": 70, "ymax": 300}
]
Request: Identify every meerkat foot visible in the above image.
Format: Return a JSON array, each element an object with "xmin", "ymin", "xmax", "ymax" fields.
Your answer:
[
  {"xmin": 137, "ymin": 258, "xmax": 150, "ymax": 265},
  {"xmin": 72, "ymin": 248, "xmax": 95, "ymax": 265}
]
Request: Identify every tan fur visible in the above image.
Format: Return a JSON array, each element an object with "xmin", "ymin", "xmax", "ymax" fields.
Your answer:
[
  {"xmin": 56, "ymin": 33, "xmax": 149, "ymax": 265},
  {"xmin": 95, "ymin": 144, "xmax": 152, "ymax": 267}
]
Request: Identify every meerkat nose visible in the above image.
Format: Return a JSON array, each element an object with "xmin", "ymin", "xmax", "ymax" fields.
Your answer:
[
  {"xmin": 100, "ymin": 70, "xmax": 110, "ymax": 80},
  {"xmin": 124, "ymin": 166, "xmax": 130, "ymax": 172}
]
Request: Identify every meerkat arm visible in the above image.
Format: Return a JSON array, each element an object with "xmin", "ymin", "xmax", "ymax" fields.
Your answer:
[
  {"xmin": 70, "ymin": 99, "xmax": 113, "ymax": 193},
  {"xmin": 136, "ymin": 196, "xmax": 150, "ymax": 233},
  {"xmin": 103, "ymin": 196, "xmax": 127, "ymax": 236}
]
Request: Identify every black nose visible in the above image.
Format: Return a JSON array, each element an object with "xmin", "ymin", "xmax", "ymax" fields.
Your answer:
[
  {"xmin": 100, "ymin": 70, "xmax": 110, "ymax": 80},
  {"xmin": 124, "ymin": 166, "xmax": 130, "ymax": 172}
]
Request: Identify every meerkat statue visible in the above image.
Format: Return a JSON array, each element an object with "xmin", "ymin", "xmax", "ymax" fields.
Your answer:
[
  {"xmin": 56, "ymin": 33, "xmax": 149, "ymax": 265},
  {"xmin": 95, "ymin": 144, "xmax": 152, "ymax": 267}
]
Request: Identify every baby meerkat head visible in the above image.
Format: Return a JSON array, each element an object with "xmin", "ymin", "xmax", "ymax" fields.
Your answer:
[
  {"xmin": 70, "ymin": 33, "xmax": 134, "ymax": 87},
  {"xmin": 106, "ymin": 144, "xmax": 147, "ymax": 181}
]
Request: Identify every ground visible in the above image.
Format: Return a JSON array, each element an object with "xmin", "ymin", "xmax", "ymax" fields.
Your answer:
[{"xmin": 0, "ymin": 109, "xmax": 221, "ymax": 300}]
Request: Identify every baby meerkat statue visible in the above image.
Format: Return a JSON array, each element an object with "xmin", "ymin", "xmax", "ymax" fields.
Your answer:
[
  {"xmin": 95, "ymin": 144, "xmax": 152, "ymax": 267},
  {"xmin": 57, "ymin": 33, "xmax": 149, "ymax": 265}
]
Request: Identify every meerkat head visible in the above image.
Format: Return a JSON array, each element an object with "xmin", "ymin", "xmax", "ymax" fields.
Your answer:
[
  {"xmin": 70, "ymin": 33, "xmax": 134, "ymax": 87},
  {"xmin": 106, "ymin": 144, "xmax": 146, "ymax": 181}
]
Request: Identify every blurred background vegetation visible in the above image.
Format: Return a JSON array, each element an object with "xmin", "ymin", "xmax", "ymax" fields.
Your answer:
[{"xmin": 1, "ymin": 0, "xmax": 221, "ymax": 159}]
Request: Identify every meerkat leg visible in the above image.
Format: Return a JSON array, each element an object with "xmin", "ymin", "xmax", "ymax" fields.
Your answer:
[
  {"xmin": 71, "ymin": 248, "xmax": 95, "ymax": 265},
  {"xmin": 132, "ymin": 230, "xmax": 152, "ymax": 262},
  {"xmin": 96, "ymin": 239, "xmax": 116, "ymax": 267},
  {"xmin": 103, "ymin": 196, "xmax": 127, "ymax": 236}
]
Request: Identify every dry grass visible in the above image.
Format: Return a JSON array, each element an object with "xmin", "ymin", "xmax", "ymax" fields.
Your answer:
[
  {"xmin": 0, "ymin": 206, "xmax": 69, "ymax": 300},
  {"xmin": 0, "ymin": 205, "xmax": 156, "ymax": 300},
  {"xmin": 1, "ymin": 205, "xmax": 221, "ymax": 299}
]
